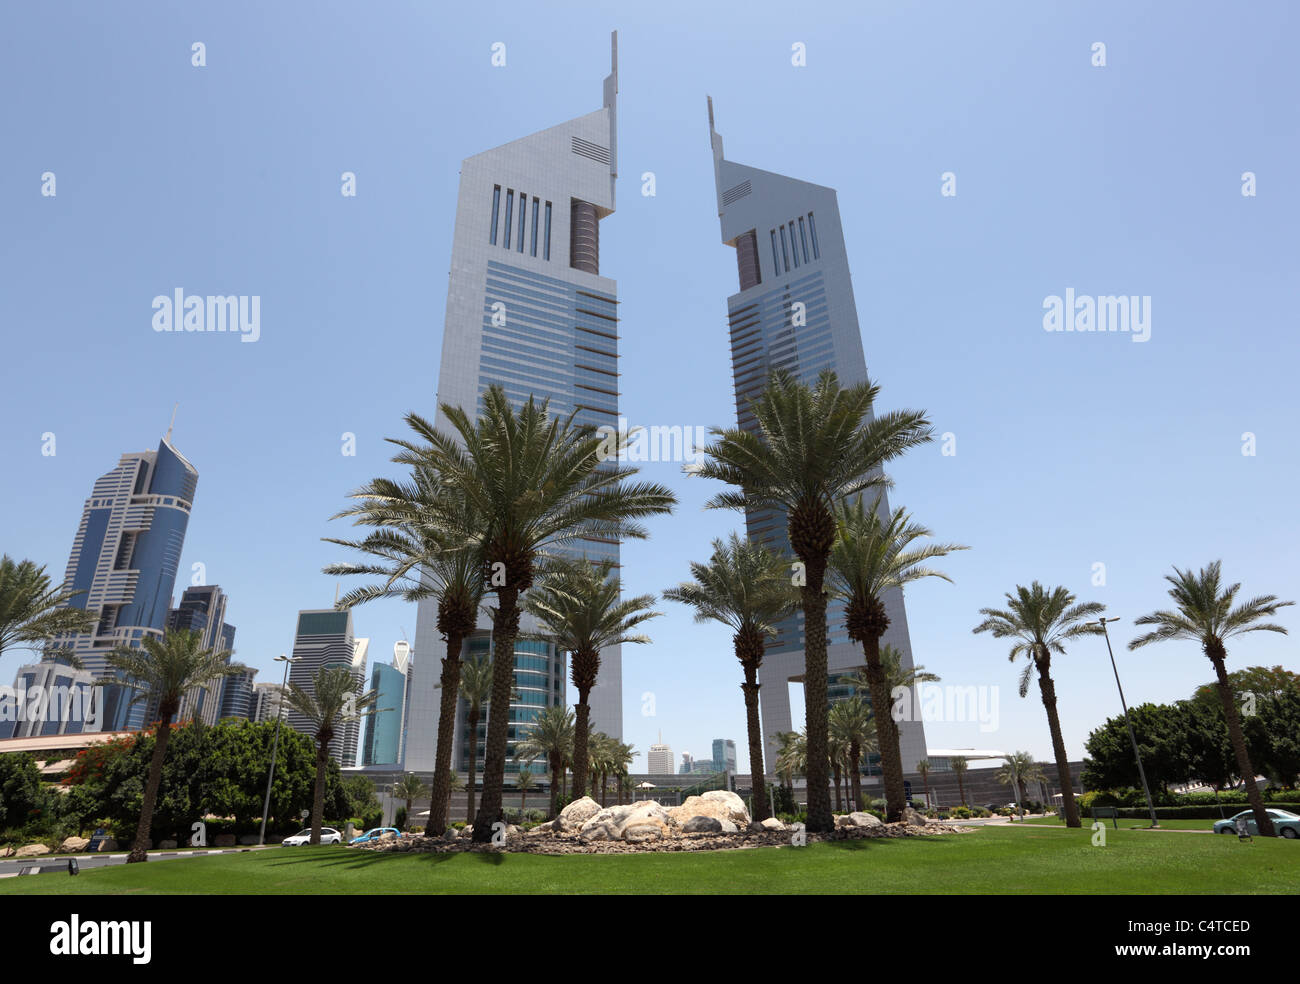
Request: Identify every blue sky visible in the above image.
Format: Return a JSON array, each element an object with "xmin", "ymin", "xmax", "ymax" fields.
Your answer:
[{"xmin": 2, "ymin": 1, "xmax": 1297, "ymax": 773}]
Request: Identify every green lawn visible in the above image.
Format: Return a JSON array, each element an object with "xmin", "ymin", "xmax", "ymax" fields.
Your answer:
[{"xmin": 2, "ymin": 825, "xmax": 1295, "ymax": 894}]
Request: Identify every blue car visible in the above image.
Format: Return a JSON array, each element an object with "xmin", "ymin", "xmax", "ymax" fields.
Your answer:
[
  {"xmin": 349, "ymin": 827, "xmax": 401, "ymax": 845},
  {"xmin": 1212, "ymin": 809, "xmax": 1300, "ymax": 838}
]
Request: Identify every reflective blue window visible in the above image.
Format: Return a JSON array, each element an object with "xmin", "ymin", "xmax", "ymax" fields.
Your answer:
[
  {"xmin": 789, "ymin": 224, "xmax": 799, "ymax": 268},
  {"xmin": 517, "ymin": 191, "xmax": 526, "ymax": 252},
  {"xmin": 531, "ymin": 198, "xmax": 539, "ymax": 256},
  {"xmin": 490, "ymin": 186, "xmax": 500, "ymax": 244},
  {"xmin": 798, "ymin": 217, "xmax": 809, "ymax": 263},
  {"xmin": 544, "ymin": 201, "xmax": 552, "ymax": 260},
  {"xmin": 779, "ymin": 226, "xmax": 790, "ymax": 272},
  {"xmin": 504, "ymin": 190, "xmax": 514, "ymax": 247},
  {"xmin": 808, "ymin": 212, "xmax": 819, "ymax": 259},
  {"xmin": 770, "ymin": 230, "xmax": 779, "ymax": 277}
]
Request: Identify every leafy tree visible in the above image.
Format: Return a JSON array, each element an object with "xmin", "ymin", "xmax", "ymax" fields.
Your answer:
[
  {"xmin": 0, "ymin": 752, "xmax": 51, "ymax": 830},
  {"xmin": 1081, "ymin": 703, "xmax": 1184, "ymax": 791},
  {"xmin": 343, "ymin": 774, "xmax": 381, "ymax": 824},
  {"xmin": 663, "ymin": 533, "xmax": 797, "ymax": 820},
  {"xmin": 973, "ymin": 583, "xmax": 1103, "ymax": 828},
  {"xmin": 399, "ymin": 385, "xmax": 676, "ymax": 842},
  {"xmin": 0, "ymin": 555, "xmax": 96, "ymax": 666},
  {"xmin": 1129, "ymin": 561, "xmax": 1293, "ymax": 836},
  {"xmin": 696, "ymin": 369, "xmax": 932, "ymax": 832}
]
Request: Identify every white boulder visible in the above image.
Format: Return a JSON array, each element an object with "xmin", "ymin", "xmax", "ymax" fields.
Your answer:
[{"xmin": 559, "ymin": 796, "xmax": 602, "ymax": 825}]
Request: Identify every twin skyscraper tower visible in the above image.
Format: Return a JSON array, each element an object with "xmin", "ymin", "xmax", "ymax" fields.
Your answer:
[{"xmin": 407, "ymin": 32, "xmax": 928, "ymax": 778}]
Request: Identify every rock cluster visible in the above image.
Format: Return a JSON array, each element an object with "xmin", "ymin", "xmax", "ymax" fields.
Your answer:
[{"xmin": 350, "ymin": 795, "xmax": 967, "ymax": 857}]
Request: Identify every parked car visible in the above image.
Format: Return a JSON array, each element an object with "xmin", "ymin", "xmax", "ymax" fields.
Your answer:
[
  {"xmin": 349, "ymin": 827, "xmax": 401, "ymax": 845},
  {"xmin": 282, "ymin": 827, "xmax": 342, "ymax": 846},
  {"xmin": 1212, "ymin": 809, "xmax": 1300, "ymax": 838}
]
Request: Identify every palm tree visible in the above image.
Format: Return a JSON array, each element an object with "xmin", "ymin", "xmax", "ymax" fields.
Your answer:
[
  {"xmin": 973, "ymin": 582, "xmax": 1103, "ymax": 828},
  {"xmin": 1129, "ymin": 562, "xmax": 1293, "ymax": 837},
  {"xmin": 950, "ymin": 756, "xmax": 969, "ymax": 806},
  {"xmin": 525, "ymin": 558, "xmax": 661, "ymax": 800},
  {"xmin": 828, "ymin": 497, "xmax": 965, "ymax": 821},
  {"xmin": 324, "ymin": 462, "xmax": 485, "ymax": 837},
  {"xmin": 774, "ymin": 728, "xmax": 807, "ymax": 795},
  {"xmin": 663, "ymin": 533, "xmax": 797, "ymax": 821},
  {"xmin": 284, "ymin": 665, "xmax": 380, "ymax": 844},
  {"xmin": 398, "ymin": 386, "xmax": 676, "ymax": 841},
  {"xmin": 994, "ymin": 751, "xmax": 1045, "ymax": 812},
  {"xmin": 0, "ymin": 555, "xmax": 95, "ymax": 665},
  {"xmin": 516, "ymin": 704, "xmax": 575, "ymax": 818},
  {"xmin": 915, "ymin": 758, "xmax": 933, "ymax": 808},
  {"xmin": 99, "ymin": 628, "xmax": 238, "ymax": 862},
  {"xmin": 392, "ymin": 773, "xmax": 428, "ymax": 827},
  {"xmin": 516, "ymin": 767, "xmax": 534, "ymax": 814},
  {"xmin": 457, "ymin": 652, "xmax": 495, "ymax": 824},
  {"xmin": 612, "ymin": 741, "xmax": 635, "ymax": 804},
  {"xmin": 697, "ymin": 370, "xmax": 931, "ymax": 831},
  {"xmin": 838, "ymin": 643, "xmax": 940, "ymax": 812},
  {"xmin": 829, "ymin": 697, "xmax": 876, "ymax": 812}
]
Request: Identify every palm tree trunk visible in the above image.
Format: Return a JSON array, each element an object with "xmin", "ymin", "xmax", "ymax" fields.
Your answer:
[
  {"xmin": 521, "ymin": 787, "xmax": 527, "ymax": 813},
  {"xmin": 572, "ymin": 692, "xmax": 591, "ymax": 800},
  {"xmin": 311, "ymin": 733, "xmax": 330, "ymax": 844},
  {"xmin": 741, "ymin": 665, "xmax": 770, "ymax": 820},
  {"xmin": 863, "ymin": 633, "xmax": 907, "ymax": 822},
  {"xmin": 466, "ymin": 705, "xmax": 480, "ymax": 824},
  {"xmin": 849, "ymin": 742, "xmax": 863, "ymax": 811},
  {"xmin": 425, "ymin": 633, "xmax": 463, "ymax": 835},
  {"xmin": 1035, "ymin": 658, "xmax": 1080, "ymax": 828},
  {"xmin": 1210, "ymin": 650, "xmax": 1275, "ymax": 836},
  {"xmin": 127, "ymin": 714, "xmax": 174, "ymax": 863},
  {"xmin": 921, "ymin": 774, "xmax": 932, "ymax": 807},
  {"xmin": 473, "ymin": 585, "xmax": 519, "ymax": 843},
  {"xmin": 801, "ymin": 554, "xmax": 833, "ymax": 832}
]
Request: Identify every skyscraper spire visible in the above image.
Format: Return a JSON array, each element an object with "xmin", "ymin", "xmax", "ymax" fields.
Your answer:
[{"xmin": 165, "ymin": 402, "xmax": 179, "ymax": 443}]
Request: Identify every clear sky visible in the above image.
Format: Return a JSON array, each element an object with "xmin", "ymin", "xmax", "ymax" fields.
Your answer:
[{"xmin": 3, "ymin": 1, "xmax": 1297, "ymax": 774}]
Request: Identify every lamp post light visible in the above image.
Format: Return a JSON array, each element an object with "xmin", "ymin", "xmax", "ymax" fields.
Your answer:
[
  {"xmin": 258, "ymin": 654, "xmax": 297, "ymax": 846},
  {"xmin": 1091, "ymin": 617, "xmax": 1159, "ymax": 828}
]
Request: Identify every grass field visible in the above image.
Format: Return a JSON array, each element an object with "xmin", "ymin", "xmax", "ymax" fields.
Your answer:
[{"xmin": 1, "ymin": 824, "xmax": 1295, "ymax": 895}]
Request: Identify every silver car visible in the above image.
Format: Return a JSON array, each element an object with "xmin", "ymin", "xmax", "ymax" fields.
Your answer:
[
  {"xmin": 281, "ymin": 827, "xmax": 342, "ymax": 846},
  {"xmin": 1212, "ymin": 809, "xmax": 1300, "ymax": 838}
]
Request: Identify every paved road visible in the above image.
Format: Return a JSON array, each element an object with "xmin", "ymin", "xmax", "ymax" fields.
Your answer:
[{"xmin": 0, "ymin": 846, "xmax": 273, "ymax": 878}]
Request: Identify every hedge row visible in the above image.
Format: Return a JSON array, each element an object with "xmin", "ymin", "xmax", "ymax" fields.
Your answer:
[{"xmin": 1095, "ymin": 804, "xmax": 1297, "ymax": 821}]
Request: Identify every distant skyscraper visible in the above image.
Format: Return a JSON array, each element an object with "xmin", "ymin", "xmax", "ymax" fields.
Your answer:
[
  {"xmin": 708, "ymin": 100, "xmax": 929, "ymax": 775},
  {"xmin": 165, "ymin": 584, "xmax": 236, "ymax": 725},
  {"xmin": 217, "ymin": 665, "xmax": 257, "ymax": 721},
  {"xmin": 286, "ymin": 609, "xmax": 368, "ymax": 765},
  {"xmin": 363, "ymin": 642, "xmax": 409, "ymax": 766},
  {"xmin": 408, "ymin": 33, "xmax": 623, "ymax": 770},
  {"xmin": 647, "ymin": 733, "xmax": 673, "ymax": 775},
  {"xmin": 0, "ymin": 660, "xmax": 99, "ymax": 739},
  {"xmin": 679, "ymin": 752, "xmax": 695, "ymax": 775},
  {"xmin": 251, "ymin": 682, "xmax": 287, "ymax": 724},
  {"xmin": 712, "ymin": 737, "xmax": 737, "ymax": 775},
  {"xmin": 49, "ymin": 428, "xmax": 198, "ymax": 731}
]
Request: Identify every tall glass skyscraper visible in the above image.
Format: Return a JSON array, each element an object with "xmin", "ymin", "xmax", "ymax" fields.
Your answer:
[
  {"xmin": 164, "ymin": 584, "xmax": 237, "ymax": 725},
  {"xmin": 407, "ymin": 33, "xmax": 621, "ymax": 772},
  {"xmin": 49, "ymin": 429, "xmax": 199, "ymax": 732},
  {"xmin": 286, "ymin": 610, "xmax": 368, "ymax": 766},
  {"xmin": 707, "ymin": 99, "xmax": 928, "ymax": 775}
]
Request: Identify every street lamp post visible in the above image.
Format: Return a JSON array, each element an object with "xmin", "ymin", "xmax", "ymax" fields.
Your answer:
[
  {"xmin": 258, "ymin": 654, "xmax": 297, "ymax": 846},
  {"xmin": 1091, "ymin": 617, "xmax": 1160, "ymax": 828}
]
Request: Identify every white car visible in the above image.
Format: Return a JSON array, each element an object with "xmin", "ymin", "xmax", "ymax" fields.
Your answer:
[{"xmin": 281, "ymin": 827, "xmax": 342, "ymax": 846}]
